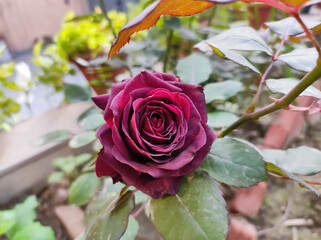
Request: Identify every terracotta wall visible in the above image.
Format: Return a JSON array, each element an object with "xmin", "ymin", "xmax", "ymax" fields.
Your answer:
[{"xmin": 0, "ymin": 0, "xmax": 88, "ymax": 52}]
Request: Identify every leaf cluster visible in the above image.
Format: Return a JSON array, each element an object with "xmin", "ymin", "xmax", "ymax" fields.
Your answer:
[
  {"xmin": 0, "ymin": 48, "xmax": 20, "ymax": 131},
  {"xmin": 0, "ymin": 196, "xmax": 55, "ymax": 240}
]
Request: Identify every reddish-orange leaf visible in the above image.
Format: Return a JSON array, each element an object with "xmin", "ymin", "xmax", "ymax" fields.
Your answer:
[
  {"xmin": 279, "ymin": 0, "xmax": 314, "ymax": 7},
  {"xmin": 108, "ymin": 0, "xmax": 215, "ymax": 60},
  {"xmin": 243, "ymin": 0, "xmax": 321, "ymax": 13},
  {"xmin": 243, "ymin": 0, "xmax": 292, "ymax": 13}
]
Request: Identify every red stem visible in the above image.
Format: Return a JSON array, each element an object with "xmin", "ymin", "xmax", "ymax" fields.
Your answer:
[
  {"xmin": 293, "ymin": 13, "xmax": 321, "ymax": 58},
  {"xmin": 268, "ymin": 172, "xmax": 321, "ymax": 185},
  {"xmin": 247, "ymin": 20, "xmax": 291, "ymax": 112}
]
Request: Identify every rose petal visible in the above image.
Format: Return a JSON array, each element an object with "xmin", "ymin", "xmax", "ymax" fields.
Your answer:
[
  {"xmin": 120, "ymin": 71, "xmax": 182, "ymax": 110},
  {"xmin": 177, "ymin": 123, "xmax": 217, "ymax": 176},
  {"xmin": 171, "ymin": 82, "xmax": 207, "ymax": 123},
  {"xmin": 96, "ymin": 149, "xmax": 119, "ymax": 178},
  {"xmin": 92, "ymin": 94, "xmax": 109, "ymax": 110},
  {"xmin": 111, "ymin": 125, "xmax": 170, "ymax": 178},
  {"xmin": 149, "ymin": 123, "xmax": 206, "ymax": 171},
  {"xmin": 94, "ymin": 71, "xmax": 216, "ymax": 199},
  {"xmin": 95, "ymin": 125, "xmax": 120, "ymax": 179},
  {"xmin": 104, "ymin": 90, "xmax": 124, "ymax": 128},
  {"xmin": 138, "ymin": 174, "xmax": 182, "ymax": 198},
  {"xmin": 152, "ymin": 71, "xmax": 180, "ymax": 82}
]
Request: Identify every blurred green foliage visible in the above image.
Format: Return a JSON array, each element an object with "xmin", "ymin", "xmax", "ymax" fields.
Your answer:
[
  {"xmin": 0, "ymin": 47, "xmax": 20, "ymax": 131},
  {"xmin": 0, "ymin": 196, "xmax": 55, "ymax": 240}
]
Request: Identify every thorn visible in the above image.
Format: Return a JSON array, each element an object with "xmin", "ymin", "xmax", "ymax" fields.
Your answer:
[{"xmin": 269, "ymin": 96, "xmax": 279, "ymax": 103}]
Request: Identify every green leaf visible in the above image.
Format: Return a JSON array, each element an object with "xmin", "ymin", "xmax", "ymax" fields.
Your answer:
[
  {"xmin": 47, "ymin": 171, "xmax": 64, "ymax": 184},
  {"xmin": 86, "ymin": 191, "xmax": 135, "ymax": 240},
  {"xmin": 134, "ymin": 191, "xmax": 150, "ymax": 205},
  {"xmin": 84, "ymin": 181, "xmax": 126, "ymax": 236},
  {"xmin": 69, "ymin": 131, "xmax": 96, "ymax": 148},
  {"xmin": 82, "ymin": 161, "xmax": 96, "ymax": 173},
  {"xmin": 33, "ymin": 41, "xmax": 43, "ymax": 57},
  {"xmin": 79, "ymin": 113, "xmax": 104, "ymax": 130},
  {"xmin": 3, "ymin": 82, "xmax": 23, "ymax": 91},
  {"xmin": 204, "ymin": 80, "xmax": 243, "ymax": 103},
  {"xmin": 195, "ymin": 27, "xmax": 271, "ymax": 74},
  {"xmin": 77, "ymin": 107, "xmax": 102, "ymax": 123},
  {"xmin": 120, "ymin": 216, "xmax": 139, "ymax": 240},
  {"xmin": 84, "ymin": 194, "xmax": 115, "ymax": 237},
  {"xmin": 31, "ymin": 130, "xmax": 72, "ymax": 146},
  {"xmin": 11, "ymin": 222, "xmax": 55, "ymax": 240},
  {"xmin": 262, "ymin": 146, "xmax": 321, "ymax": 176},
  {"xmin": 266, "ymin": 78, "xmax": 321, "ymax": 98},
  {"xmin": 0, "ymin": 122, "xmax": 11, "ymax": 132},
  {"xmin": 13, "ymin": 196, "xmax": 38, "ymax": 225},
  {"xmin": 52, "ymin": 154, "xmax": 92, "ymax": 174},
  {"xmin": 0, "ymin": 62, "xmax": 14, "ymax": 78},
  {"xmin": 92, "ymin": 139, "xmax": 102, "ymax": 152},
  {"xmin": 64, "ymin": 84, "xmax": 92, "ymax": 103},
  {"xmin": 7, "ymin": 196, "xmax": 38, "ymax": 238},
  {"xmin": 200, "ymin": 138, "xmax": 267, "ymax": 187},
  {"xmin": 198, "ymin": 27, "xmax": 272, "ymax": 55},
  {"xmin": 52, "ymin": 156, "xmax": 74, "ymax": 174},
  {"xmin": 0, "ymin": 45, "xmax": 6, "ymax": 56},
  {"xmin": 69, "ymin": 173, "xmax": 101, "ymax": 206},
  {"xmin": 206, "ymin": 45, "xmax": 260, "ymax": 74},
  {"xmin": 150, "ymin": 171, "xmax": 228, "ymax": 240},
  {"xmin": 0, "ymin": 210, "xmax": 16, "ymax": 235},
  {"xmin": 207, "ymin": 111, "xmax": 238, "ymax": 128},
  {"xmin": 265, "ymin": 162, "xmax": 320, "ymax": 196},
  {"xmin": 264, "ymin": 17, "xmax": 321, "ymax": 36},
  {"xmin": 74, "ymin": 153, "xmax": 93, "ymax": 166},
  {"xmin": 32, "ymin": 56, "xmax": 53, "ymax": 67},
  {"xmin": 260, "ymin": 149, "xmax": 285, "ymax": 165},
  {"xmin": 176, "ymin": 53, "xmax": 212, "ymax": 85},
  {"xmin": 278, "ymin": 48, "xmax": 318, "ymax": 72}
]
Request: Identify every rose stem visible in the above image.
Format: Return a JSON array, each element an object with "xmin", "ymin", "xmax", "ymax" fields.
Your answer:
[
  {"xmin": 246, "ymin": 20, "xmax": 292, "ymax": 113},
  {"xmin": 99, "ymin": 0, "xmax": 117, "ymax": 39},
  {"xmin": 293, "ymin": 13, "xmax": 321, "ymax": 58},
  {"xmin": 268, "ymin": 172, "xmax": 321, "ymax": 185},
  {"xmin": 220, "ymin": 58, "xmax": 321, "ymax": 137},
  {"xmin": 219, "ymin": 14, "xmax": 321, "ymax": 138},
  {"xmin": 163, "ymin": 28, "xmax": 174, "ymax": 72}
]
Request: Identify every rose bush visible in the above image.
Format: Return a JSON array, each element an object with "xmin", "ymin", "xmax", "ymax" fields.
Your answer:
[{"xmin": 92, "ymin": 71, "xmax": 216, "ymax": 198}]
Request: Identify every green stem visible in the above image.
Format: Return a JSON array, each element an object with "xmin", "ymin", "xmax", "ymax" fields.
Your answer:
[
  {"xmin": 99, "ymin": 0, "xmax": 117, "ymax": 39},
  {"xmin": 269, "ymin": 7, "xmax": 276, "ymax": 22},
  {"xmin": 246, "ymin": 20, "xmax": 291, "ymax": 113},
  {"xmin": 203, "ymin": 6, "xmax": 216, "ymax": 39},
  {"xmin": 220, "ymin": 59, "xmax": 321, "ymax": 137},
  {"xmin": 163, "ymin": 29, "xmax": 173, "ymax": 72},
  {"xmin": 207, "ymin": 5, "xmax": 216, "ymax": 27},
  {"xmin": 254, "ymin": 5, "xmax": 260, "ymax": 29}
]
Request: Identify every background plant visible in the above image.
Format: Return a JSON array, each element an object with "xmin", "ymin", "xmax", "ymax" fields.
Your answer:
[
  {"xmin": 4, "ymin": 0, "xmax": 321, "ymax": 239},
  {"xmin": 81, "ymin": 0, "xmax": 321, "ymax": 239},
  {"xmin": 0, "ymin": 196, "xmax": 55, "ymax": 240}
]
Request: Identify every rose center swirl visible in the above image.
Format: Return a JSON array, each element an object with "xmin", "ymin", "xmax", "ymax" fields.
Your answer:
[{"xmin": 124, "ymin": 91, "xmax": 188, "ymax": 163}]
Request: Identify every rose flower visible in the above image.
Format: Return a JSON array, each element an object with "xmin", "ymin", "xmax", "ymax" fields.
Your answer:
[{"xmin": 92, "ymin": 71, "xmax": 216, "ymax": 198}]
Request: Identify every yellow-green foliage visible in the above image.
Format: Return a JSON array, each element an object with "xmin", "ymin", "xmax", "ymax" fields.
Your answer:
[{"xmin": 55, "ymin": 10, "xmax": 126, "ymax": 58}]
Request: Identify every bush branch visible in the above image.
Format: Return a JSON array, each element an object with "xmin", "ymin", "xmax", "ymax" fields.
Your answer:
[
  {"xmin": 293, "ymin": 13, "xmax": 321, "ymax": 59},
  {"xmin": 163, "ymin": 29, "xmax": 173, "ymax": 72},
  {"xmin": 99, "ymin": 0, "xmax": 117, "ymax": 39},
  {"xmin": 220, "ymin": 58, "xmax": 321, "ymax": 137},
  {"xmin": 246, "ymin": 23, "xmax": 290, "ymax": 113}
]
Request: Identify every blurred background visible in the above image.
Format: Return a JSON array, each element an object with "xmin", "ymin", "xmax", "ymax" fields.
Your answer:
[
  {"xmin": 0, "ymin": 0, "xmax": 321, "ymax": 240},
  {"xmin": 0, "ymin": 0, "xmax": 139, "ymax": 121}
]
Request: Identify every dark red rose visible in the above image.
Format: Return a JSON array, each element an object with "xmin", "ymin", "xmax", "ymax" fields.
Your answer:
[{"xmin": 92, "ymin": 71, "xmax": 216, "ymax": 198}]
